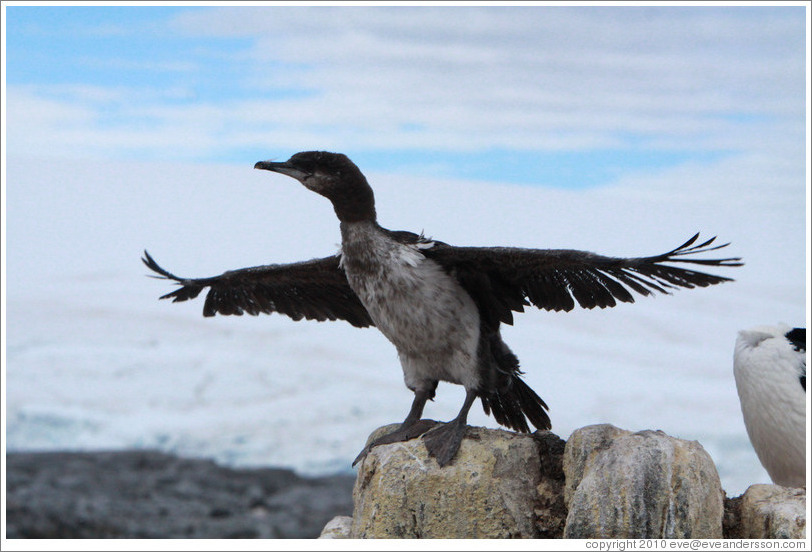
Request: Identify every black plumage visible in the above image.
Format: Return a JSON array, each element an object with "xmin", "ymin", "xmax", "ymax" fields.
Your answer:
[
  {"xmin": 143, "ymin": 252, "xmax": 373, "ymax": 327},
  {"xmin": 785, "ymin": 328, "xmax": 806, "ymax": 390},
  {"xmin": 144, "ymin": 233, "xmax": 738, "ymax": 329}
]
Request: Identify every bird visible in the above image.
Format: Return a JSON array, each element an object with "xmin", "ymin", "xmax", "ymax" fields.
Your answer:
[
  {"xmin": 733, "ymin": 324, "xmax": 806, "ymax": 487},
  {"xmin": 143, "ymin": 150, "xmax": 743, "ymax": 467}
]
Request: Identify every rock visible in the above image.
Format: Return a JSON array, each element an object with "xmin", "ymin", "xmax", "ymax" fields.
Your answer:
[
  {"xmin": 332, "ymin": 424, "xmax": 809, "ymax": 540},
  {"xmin": 735, "ymin": 485, "xmax": 806, "ymax": 539},
  {"xmin": 723, "ymin": 495, "xmax": 744, "ymax": 537},
  {"xmin": 533, "ymin": 430, "xmax": 568, "ymax": 538},
  {"xmin": 562, "ymin": 423, "xmax": 629, "ymax": 507},
  {"xmin": 318, "ymin": 515, "xmax": 353, "ymax": 538},
  {"xmin": 350, "ymin": 425, "xmax": 559, "ymax": 538},
  {"xmin": 5, "ymin": 450, "xmax": 355, "ymax": 538},
  {"xmin": 563, "ymin": 424, "xmax": 724, "ymax": 539}
]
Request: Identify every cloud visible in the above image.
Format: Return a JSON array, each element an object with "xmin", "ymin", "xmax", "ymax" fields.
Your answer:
[
  {"xmin": 4, "ymin": 5, "xmax": 806, "ymax": 185},
  {"xmin": 173, "ymin": 6, "xmax": 804, "ymax": 113},
  {"xmin": 6, "ymin": 85, "xmax": 222, "ymax": 160}
]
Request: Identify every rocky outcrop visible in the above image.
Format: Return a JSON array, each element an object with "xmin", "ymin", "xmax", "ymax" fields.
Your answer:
[
  {"xmin": 323, "ymin": 423, "xmax": 805, "ymax": 539},
  {"xmin": 7, "ymin": 433, "xmax": 803, "ymax": 539},
  {"xmin": 563, "ymin": 424, "xmax": 724, "ymax": 538},
  {"xmin": 6, "ymin": 450, "xmax": 355, "ymax": 538}
]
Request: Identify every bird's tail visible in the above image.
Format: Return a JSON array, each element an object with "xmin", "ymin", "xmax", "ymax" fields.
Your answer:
[{"xmin": 479, "ymin": 336, "xmax": 551, "ymax": 432}]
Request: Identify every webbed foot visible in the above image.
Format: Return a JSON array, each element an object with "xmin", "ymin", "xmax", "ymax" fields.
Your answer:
[
  {"xmin": 422, "ymin": 419, "xmax": 467, "ymax": 467},
  {"xmin": 352, "ymin": 418, "xmax": 438, "ymax": 466}
]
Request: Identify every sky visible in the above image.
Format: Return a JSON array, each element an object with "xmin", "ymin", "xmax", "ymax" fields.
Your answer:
[{"xmin": 3, "ymin": 3, "xmax": 808, "ymax": 187}]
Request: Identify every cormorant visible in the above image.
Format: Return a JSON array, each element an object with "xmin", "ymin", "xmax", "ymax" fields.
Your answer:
[
  {"xmin": 734, "ymin": 325, "xmax": 806, "ymax": 487},
  {"xmin": 143, "ymin": 151, "xmax": 742, "ymax": 467}
]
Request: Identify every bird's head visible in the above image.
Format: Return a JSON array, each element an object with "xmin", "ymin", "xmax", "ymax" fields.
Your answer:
[{"xmin": 255, "ymin": 151, "xmax": 376, "ymax": 223}]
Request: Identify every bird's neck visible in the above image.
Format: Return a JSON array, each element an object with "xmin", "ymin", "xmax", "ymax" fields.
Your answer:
[
  {"xmin": 339, "ymin": 219, "xmax": 381, "ymax": 244},
  {"xmin": 330, "ymin": 181, "xmax": 377, "ymax": 223}
]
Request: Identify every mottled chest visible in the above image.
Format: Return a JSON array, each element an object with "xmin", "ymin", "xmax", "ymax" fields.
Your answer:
[{"xmin": 339, "ymin": 222, "xmax": 479, "ymax": 357}]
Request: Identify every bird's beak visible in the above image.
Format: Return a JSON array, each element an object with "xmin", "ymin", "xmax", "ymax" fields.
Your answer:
[{"xmin": 254, "ymin": 160, "xmax": 309, "ymax": 181}]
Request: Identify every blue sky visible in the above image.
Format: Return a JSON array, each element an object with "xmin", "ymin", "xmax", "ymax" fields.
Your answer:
[{"xmin": 3, "ymin": 4, "xmax": 808, "ymax": 188}]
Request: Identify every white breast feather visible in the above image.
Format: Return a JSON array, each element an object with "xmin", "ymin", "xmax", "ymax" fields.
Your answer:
[{"xmin": 733, "ymin": 324, "xmax": 806, "ymax": 487}]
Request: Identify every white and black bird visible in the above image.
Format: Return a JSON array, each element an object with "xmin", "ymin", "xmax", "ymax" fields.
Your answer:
[
  {"xmin": 734, "ymin": 325, "xmax": 806, "ymax": 487},
  {"xmin": 143, "ymin": 151, "xmax": 742, "ymax": 467}
]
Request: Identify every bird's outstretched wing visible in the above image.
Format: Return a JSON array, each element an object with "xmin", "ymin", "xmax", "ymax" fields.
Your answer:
[
  {"xmin": 423, "ymin": 233, "xmax": 743, "ymax": 326},
  {"xmin": 142, "ymin": 252, "xmax": 375, "ymax": 328}
]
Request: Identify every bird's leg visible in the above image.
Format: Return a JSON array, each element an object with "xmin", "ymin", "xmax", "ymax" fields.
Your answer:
[
  {"xmin": 352, "ymin": 388, "xmax": 438, "ymax": 466},
  {"xmin": 422, "ymin": 389, "xmax": 477, "ymax": 467}
]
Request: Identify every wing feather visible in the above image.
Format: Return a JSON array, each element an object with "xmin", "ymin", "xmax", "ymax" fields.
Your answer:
[
  {"xmin": 423, "ymin": 233, "xmax": 742, "ymax": 325},
  {"xmin": 142, "ymin": 251, "xmax": 374, "ymax": 328}
]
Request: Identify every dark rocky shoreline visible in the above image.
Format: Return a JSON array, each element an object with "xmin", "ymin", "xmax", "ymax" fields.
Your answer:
[{"xmin": 5, "ymin": 450, "xmax": 356, "ymax": 539}]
